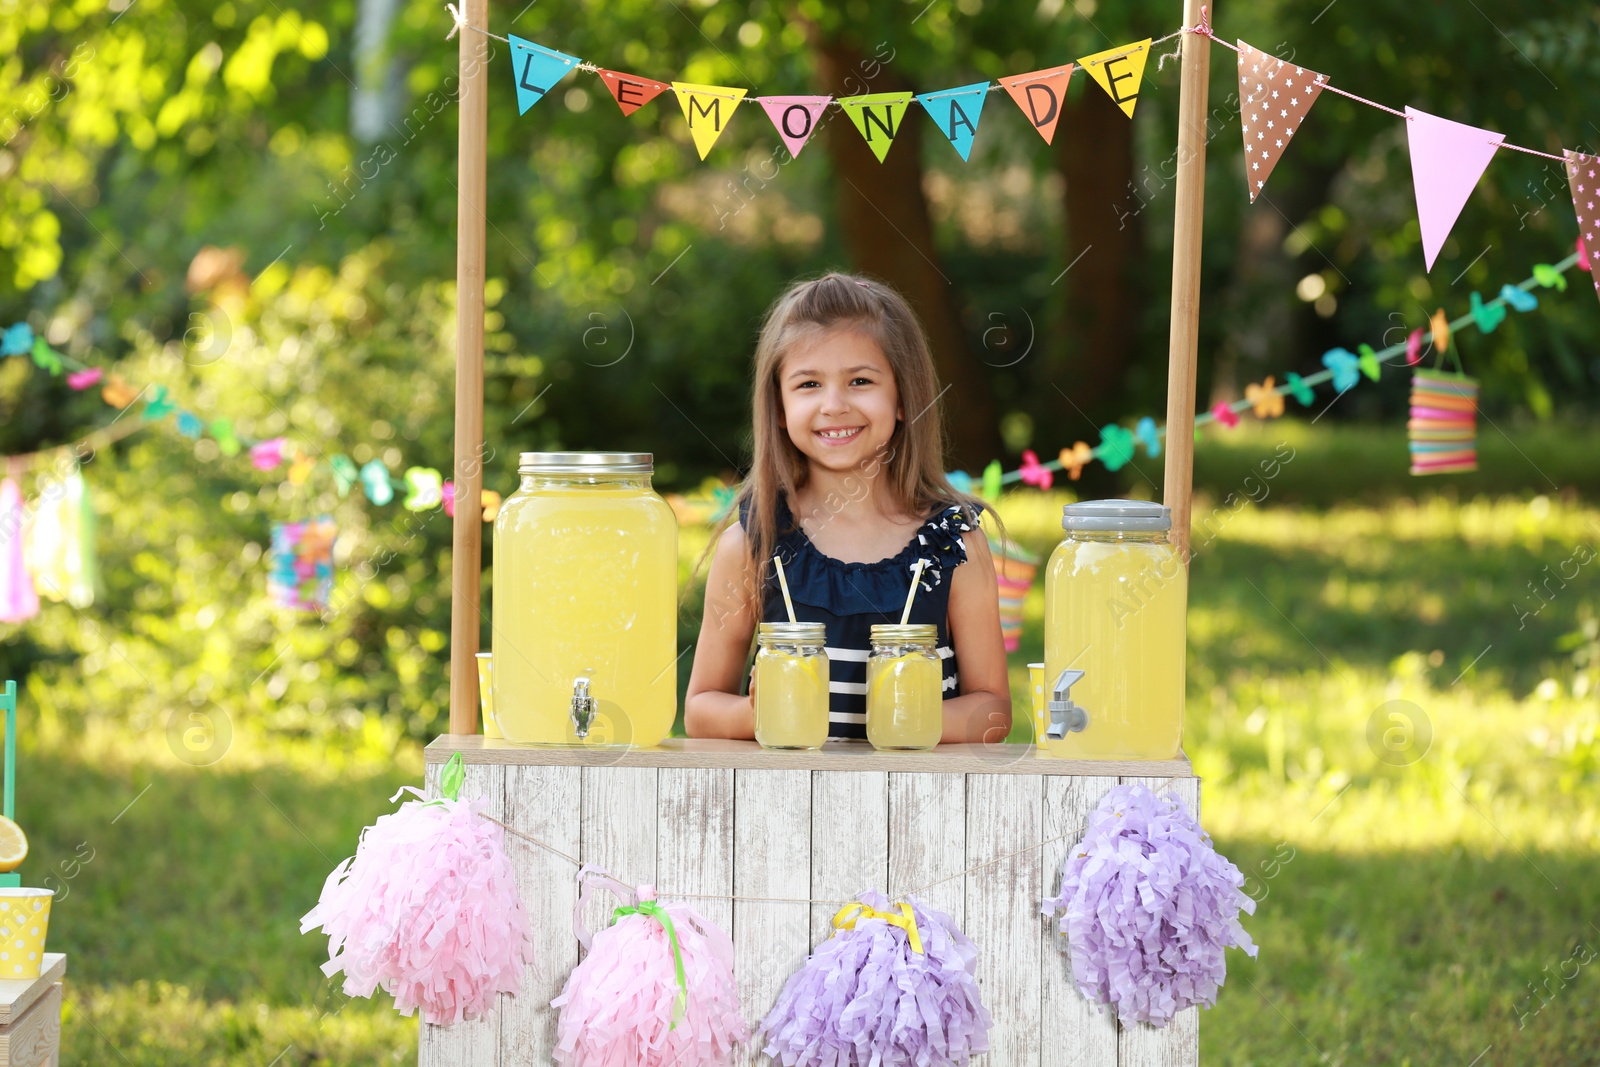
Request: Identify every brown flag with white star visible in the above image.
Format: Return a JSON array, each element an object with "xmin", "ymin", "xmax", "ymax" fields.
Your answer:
[
  {"xmin": 1237, "ymin": 41, "xmax": 1328, "ymax": 202},
  {"xmin": 1565, "ymin": 150, "xmax": 1600, "ymax": 305}
]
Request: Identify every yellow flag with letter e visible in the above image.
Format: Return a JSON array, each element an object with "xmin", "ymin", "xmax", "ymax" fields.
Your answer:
[
  {"xmin": 1078, "ymin": 39, "xmax": 1151, "ymax": 118},
  {"xmin": 671, "ymin": 82, "xmax": 748, "ymax": 159},
  {"xmin": 839, "ymin": 91, "xmax": 914, "ymax": 163}
]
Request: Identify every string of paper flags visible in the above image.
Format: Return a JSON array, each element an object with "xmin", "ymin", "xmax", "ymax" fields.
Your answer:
[
  {"xmin": 455, "ymin": 5, "xmax": 1600, "ymax": 298},
  {"xmin": 0, "ymin": 323, "xmax": 503, "ymax": 522},
  {"xmin": 945, "ymin": 248, "xmax": 1582, "ymax": 497}
]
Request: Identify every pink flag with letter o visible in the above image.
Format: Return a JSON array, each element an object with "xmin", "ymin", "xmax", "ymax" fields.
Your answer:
[
  {"xmin": 1405, "ymin": 106, "xmax": 1503, "ymax": 271},
  {"xmin": 759, "ymin": 96, "xmax": 831, "ymax": 158}
]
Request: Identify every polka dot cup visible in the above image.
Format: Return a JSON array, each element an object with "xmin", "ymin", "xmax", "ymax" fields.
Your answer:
[{"xmin": 0, "ymin": 889, "xmax": 52, "ymax": 980}]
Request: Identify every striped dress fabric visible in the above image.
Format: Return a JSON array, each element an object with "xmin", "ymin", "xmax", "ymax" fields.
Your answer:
[{"xmin": 743, "ymin": 495, "xmax": 979, "ymax": 741}]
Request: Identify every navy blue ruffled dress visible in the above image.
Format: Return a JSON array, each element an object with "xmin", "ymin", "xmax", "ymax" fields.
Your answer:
[{"xmin": 742, "ymin": 495, "xmax": 980, "ymax": 741}]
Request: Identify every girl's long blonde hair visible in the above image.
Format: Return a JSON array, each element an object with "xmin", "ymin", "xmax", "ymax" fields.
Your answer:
[{"xmin": 708, "ymin": 271, "xmax": 995, "ymax": 617}]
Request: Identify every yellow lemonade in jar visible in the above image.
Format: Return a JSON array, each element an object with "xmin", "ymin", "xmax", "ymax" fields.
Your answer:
[
  {"xmin": 866, "ymin": 624, "xmax": 943, "ymax": 750},
  {"xmin": 754, "ymin": 623, "xmax": 830, "ymax": 750},
  {"xmin": 1044, "ymin": 500, "xmax": 1185, "ymax": 760},
  {"xmin": 492, "ymin": 453, "xmax": 678, "ymax": 747}
]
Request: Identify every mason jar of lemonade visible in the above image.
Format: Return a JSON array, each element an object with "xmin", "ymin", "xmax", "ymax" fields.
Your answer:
[
  {"xmin": 491, "ymin": 452, "xmax": 678, "ymax": 747},
  {"xmin": 866, "ymin": 624, "xmax": 943, "ymax": 751},
  {"xmin": 1043, "ymin": 499, "xmax": 1185, "ymax": 760},
  {"xmin": 753, "ymin": 622, "xmax": 830, "ymax": 750}
]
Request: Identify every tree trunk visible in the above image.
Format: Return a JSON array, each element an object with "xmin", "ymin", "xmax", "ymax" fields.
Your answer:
[
  {"xmin": 1052, "ymin": 84, "xmax": 1143, "ymax": 426},
  {"xmin": 811, "ymin": 36, "xmax": 1004, "ymax": 472}
]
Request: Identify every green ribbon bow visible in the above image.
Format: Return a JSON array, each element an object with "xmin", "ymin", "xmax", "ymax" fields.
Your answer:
[{"xmin": 612, "ymin": 900, "xmax": 688, "ymax": 1029}]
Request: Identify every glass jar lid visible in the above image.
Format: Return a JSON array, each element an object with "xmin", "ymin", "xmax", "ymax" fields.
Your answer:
[
  {"xmin": 757, "ymin": 621, "xmax": 827, "ymax": 644},
  {"xmin": 518, "ymin": 451, "xmax": 653, "ymax": 474},
  {"xmin": 869, "ymin": 623, "xmax": 938, "ymax": 644},
  {"xmin": 1061, "ymin": 498, "xmax": 1171, "ymax": 532}
]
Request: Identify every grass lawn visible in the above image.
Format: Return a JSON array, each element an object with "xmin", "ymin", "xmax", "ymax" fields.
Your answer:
[{"xmin": 16, "ymin": 459, "xmax": 1600, "ymax": 1064}]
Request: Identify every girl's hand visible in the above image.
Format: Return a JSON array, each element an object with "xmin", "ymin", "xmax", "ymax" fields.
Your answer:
[
  {"xmin": 684, "ymin": 522, "xmax": 760, "ymax": 740},
  {"xmin": 940, "ymin": 528, "xmax": 1013, "ymax": 745}
]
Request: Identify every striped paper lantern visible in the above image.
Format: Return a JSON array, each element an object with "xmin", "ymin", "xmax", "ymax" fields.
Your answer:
[
  {"xmin": 1408, "ymin": 370, "xmax": 1479, "ymax": 475},
  {"xmin": 989, "ymin": 534, "xmax": 1039, "ymax": 652}
]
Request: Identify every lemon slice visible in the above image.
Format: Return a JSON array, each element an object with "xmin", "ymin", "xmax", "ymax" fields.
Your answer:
[{"xmin": 0, "ymin": 816, "xmax": 27, "ymax": 873}]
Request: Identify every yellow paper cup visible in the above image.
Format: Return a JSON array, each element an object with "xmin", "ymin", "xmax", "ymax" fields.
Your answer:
[
  {"xmin": 0, "ymin": 889, "xmax": 52, "ymax": 979},
  {"xmin": 476, "ymin": 652, "xmax": 501, "ymax": 739},
  {"xmin": 1028, "ymin": 663, "xmax": 1047, "ymax": 748}
]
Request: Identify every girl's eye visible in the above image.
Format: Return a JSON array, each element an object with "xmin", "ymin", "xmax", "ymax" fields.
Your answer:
[
  {"xmin": 851, "ymin": 377, "xmax": 874, "ymax": 387},
  {"xmin": 795, "ymin": 380, "xmax": 819, "ymax": 389}
]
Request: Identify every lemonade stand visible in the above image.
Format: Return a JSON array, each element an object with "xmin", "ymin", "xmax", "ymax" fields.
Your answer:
[{"xmin": 419, "ymin": 0, "xmax": 1215, "ymax": 1063}]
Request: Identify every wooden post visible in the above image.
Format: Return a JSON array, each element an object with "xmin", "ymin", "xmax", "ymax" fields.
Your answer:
[
  {"xmin": 1162, "ymin": 0, "xmax": 1213, "ymax": 559},
  {"xmin": 448, "ymin": 0, "xmax": 489, "ymax": 736}
]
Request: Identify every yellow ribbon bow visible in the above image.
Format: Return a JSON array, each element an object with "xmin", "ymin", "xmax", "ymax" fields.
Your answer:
[{"xmin": 831, "ymin": 901, "xmax": 924, "ymax": 954}]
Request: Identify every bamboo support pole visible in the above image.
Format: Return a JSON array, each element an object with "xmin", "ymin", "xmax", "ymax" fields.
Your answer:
[
  {"xmin": 448, "ymin": 0, "xmax": 489, "ymax": 735},
  {"xmin": 1162, "ymin": 0, "xmax": 1212, "ymax": 560}
]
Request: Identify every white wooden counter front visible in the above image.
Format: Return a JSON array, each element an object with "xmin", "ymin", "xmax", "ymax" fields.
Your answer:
[{"xmin": 421, "ymin": 736, "xmax": 1200, "ymax": 1067}]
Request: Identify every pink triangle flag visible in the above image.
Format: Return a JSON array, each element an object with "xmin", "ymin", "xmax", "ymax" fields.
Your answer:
[
  {"xmin": 1405, "ymin": 106, "xmax": 1503, "ymax": 272},
  {"xmin": 759, "ymin": 96, "xmax": 831, "ymax": 158}
]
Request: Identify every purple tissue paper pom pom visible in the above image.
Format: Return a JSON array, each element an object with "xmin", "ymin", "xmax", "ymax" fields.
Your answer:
[
  {"xmin": 759, "ymin": 892, "xmax": 992, "ymax": 1066},
  {"xmin": 1041, "ymin": 783, "xmax": 1257, "ymax": 1027}
]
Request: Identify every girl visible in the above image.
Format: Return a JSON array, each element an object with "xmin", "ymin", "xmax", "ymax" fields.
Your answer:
[{"xmin": 684, "ymin": 272, "xmax": 1011, "ymax": 744}]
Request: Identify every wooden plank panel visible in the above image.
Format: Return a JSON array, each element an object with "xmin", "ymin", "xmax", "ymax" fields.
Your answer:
[
  {"xmin": 499, "ymin": 766, "xmax": 580, "ymax": 1067},
  {"xmin": 657, "ymin": 768, "xmax": 735, "ymax": 934},
  {"xmin": 578, "ymin": 767, "xmax": 658, "ymax": 940},
  {"xmin": 809, "ymin": 770, "xmax": 889, "ymax": 945},
  {"xmin": 1040, "ymin": 776, "xmax": 1120, "ymax": 1067},
  {"xmin": 733, "ymin": 769, "xmax": 812, "ymax": 1066},
  {"xmin": 426, "ymin": 735, "xmax": 1194, "ymax": 779},
  {"xmin": 965, "ymin": 773, "xmax": 1041, "ymax": 1067},
  {"xmin": 0, "ymin": 981, "xmax": 61, "ymax": 1067},
  {"xmin": 887, "ymin": 772, "xmax": 965, "ymax": 920},
  {"xmin": 419, "ymin": 761, "xmax": 504, "ymax": 1067},
  {"xmin": 1116, "ymin": 775, "xmax": 1203, "ymax": 1067}
]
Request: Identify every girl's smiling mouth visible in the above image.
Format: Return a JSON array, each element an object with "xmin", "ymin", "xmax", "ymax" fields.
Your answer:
[{"xmin": 815, "ymin": 426, "xmax": 864, "ymax": 443}]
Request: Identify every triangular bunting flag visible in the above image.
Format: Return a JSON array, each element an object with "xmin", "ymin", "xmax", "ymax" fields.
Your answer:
[
  {"xmin": 999, "ymin": 64, "xmax": 1074, "ymax": 144},
  {"xmin": 1564, "ymin": 149, "xmax": 1600, "ymax": 306},
  {"xmin": 1236, "ymin": 41, "xmax": 1326, "ymax": 202},
  {"xmin": 759, "ymin": 96, "xmax": 832, "ymax": 158},
  {"xmin": 1077, "ymin": 39, "xmax": 1150, "ymax": 119},
  {"xmin": 671, "ymin": 82, "xmax": 747, "ymax": 159},
  {"xmin": 1405, "ymin": 106, "xmax": 1503, "ymax": 271},
  {"xmin": 596, "ymin": 68, "xmax": 670, "ymax": 116},
  {"xmin": 915, "ymin": 81, "xmax": 990, "ymax": 161},
  {"xmin": 838, "ymin": 91, "xmax": 913, "ymax": 163},
  {"xmin": 507, "ymin": 35, "xmax": 582, "ymax": 116}
]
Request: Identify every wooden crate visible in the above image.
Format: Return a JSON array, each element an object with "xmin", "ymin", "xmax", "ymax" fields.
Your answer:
[
  {"xmin": 0, "ymin": 954, "xmax": 64, "ymax": 1067},
  {"xmin": 420, "ymin": 738, "xmax": 1200, "ymax": 1067}
]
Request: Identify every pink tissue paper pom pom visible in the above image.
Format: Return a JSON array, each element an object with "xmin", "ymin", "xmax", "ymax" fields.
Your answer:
[
  {"xmin": 1041, "ymin": 783, "xmax": 1257, "ymax": 1027},
  {"xmin": 552, "ymin": 877, "xmax": 747, "ymax": 1066},
  {"xmin": 300, "ymin": 787, "xmax": 535, "ymax": 1026}
]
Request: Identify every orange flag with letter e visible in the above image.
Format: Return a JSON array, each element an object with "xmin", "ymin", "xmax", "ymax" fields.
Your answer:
[
  {"xmin": 596, "ymin": 69, "xmax": 671, "ymax": 116},
  {"xmin": 671, "ymin": 82, "xmax": 747, "ymax": 159},
  {"xmin": 1077, "ymin": 40, "xmax": 1150, "ymax": 118},
  {"xmin": 1236, "ymin": 41, "xmax": 1327, "ymax": 202}
]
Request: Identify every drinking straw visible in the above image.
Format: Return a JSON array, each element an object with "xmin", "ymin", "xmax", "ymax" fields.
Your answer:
[
  {"xmin": 900, "ymin": 558, "xmax": 928, "ymax": 625},
  {"xmin": 773, "ymin": 555, "xmax": 797, "ymax": 623}
]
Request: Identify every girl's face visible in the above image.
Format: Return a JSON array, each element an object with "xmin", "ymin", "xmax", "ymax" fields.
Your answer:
[{"xmin": 778, "ymin": 327, "xmax": 902, "ymax": 476}]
